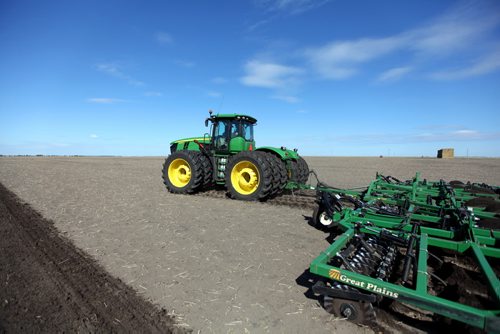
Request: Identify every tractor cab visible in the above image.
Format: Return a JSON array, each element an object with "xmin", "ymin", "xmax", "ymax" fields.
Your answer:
[{"xmin": 205, "ymin": 112, "xmax": 256, "ymax": 154}]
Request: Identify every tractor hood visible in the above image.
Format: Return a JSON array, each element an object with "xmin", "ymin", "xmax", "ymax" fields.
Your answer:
[
  {"xmin": 170, "ymin": 136, "xmax": 211, "ymax": 145},
  {"xmin": 170, "ymin": 136, "xmax": 211, "ymax": 153}
]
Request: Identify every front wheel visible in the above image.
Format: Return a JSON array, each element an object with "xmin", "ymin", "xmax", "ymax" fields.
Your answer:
[
  {"xmin": 162, "ymin": 151, "xmax": 204, "ymax": 194},
  {"xmin": 226, "ymin": 151, "xmax": 273, "ymax": 201}
]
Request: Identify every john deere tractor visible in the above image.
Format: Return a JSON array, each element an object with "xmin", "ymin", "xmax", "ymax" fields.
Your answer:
[{"xmin": 162, "ymin": 111, "xmax": 309, "ymax": 201}]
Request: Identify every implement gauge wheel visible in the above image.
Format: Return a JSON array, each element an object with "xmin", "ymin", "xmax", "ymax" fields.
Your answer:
[
  {"xmin": 324, "ymin": 296, "xmax": 376, "ymax": 326},
  {"xmin": 312, "ymin": 205, "xmax": 334, "ymax": 229},
  {"xmin": 226, "ymin": 151, "xmax": 273, "ymax": 201},
  {"xmin": 162, "ymin": 151, "xmax": 204, "ymax": 194}
]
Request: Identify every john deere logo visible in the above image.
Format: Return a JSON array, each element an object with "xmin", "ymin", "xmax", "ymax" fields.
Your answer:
[{"xmin": 329, "ymin": 269, "xmax": 341, "ymax": 280}]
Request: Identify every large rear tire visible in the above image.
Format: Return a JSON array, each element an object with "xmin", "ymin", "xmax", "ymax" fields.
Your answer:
[
  {"xmin": 290, "ymin": 156, "xmax": 309, "ymax": 184},
  {"xmin": 261, "ymin": 152, "xmax": 287, "ymax": 197},
  {"xmin": 226, "ymin": 151, "xmax": 273, "ymax": 201},
  {"xmin": 162, "ymin": 151, "xmax": 204, "ymax": 194},
  {"xmin": 199, "ymin": 154, "xmax": 213, "ymax": 189},
  {"xmin": 297, "ymin": 156, "xmax": 310, "ymax": 184},
  {"xmin": 290, "ymin": 159, "xmax": 300, "ymax": 182}
]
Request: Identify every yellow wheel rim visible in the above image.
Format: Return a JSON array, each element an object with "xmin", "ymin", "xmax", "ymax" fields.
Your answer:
[
  {"xmin": 230, "ymin": 160, "xmax": 260, "ymax": 195},
  {"xmin": 168, "ymin": 158, "xmax": 191, "ymax": 188}
]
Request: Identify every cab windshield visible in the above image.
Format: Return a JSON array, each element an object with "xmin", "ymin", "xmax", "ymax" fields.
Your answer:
[{"xmin": 227, "ymin": 120, "xmax": 254, "ymax": 141}]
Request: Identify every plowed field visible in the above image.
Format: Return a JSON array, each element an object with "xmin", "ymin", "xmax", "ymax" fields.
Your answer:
[{"xmin": 1, "ymin": 156, "xmax": 499, "ymax": 333}]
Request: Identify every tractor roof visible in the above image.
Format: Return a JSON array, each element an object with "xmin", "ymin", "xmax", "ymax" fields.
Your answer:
[{"xmin": 214, "ymin": 114, "xmax": 257, "ymax": 124}]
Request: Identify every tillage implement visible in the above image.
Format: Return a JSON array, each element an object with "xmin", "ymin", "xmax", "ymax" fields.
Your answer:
[
  {"xmin": 162, "ymin": 111, "xmax": 309, "ymax": 201},
  {"xmin": 308, "ymin": 173, "xmax": 500, "ymax": 332}
]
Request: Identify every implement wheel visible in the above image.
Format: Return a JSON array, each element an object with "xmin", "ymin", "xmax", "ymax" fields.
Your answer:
[
  {"xmin": 312, "ymin": 205, "xmax": 334, "ymax": 229},
  {"xmin": 162, "ymin": 151, "xmax": 204, "ymax": 194},
  {"xmin": 261, "ymin": 152, "xmax": 287, "ymax": 197},
  {"xmin": 199, "ymin": 153, "xmax": 213, "ymax": 188},
  {"xmin": 324, "ymin": 296, "xmax": 376, "ymax": 326},
  {"xmin": 226, "ymin": 151, "xmax": 273, "ymax": 201}
]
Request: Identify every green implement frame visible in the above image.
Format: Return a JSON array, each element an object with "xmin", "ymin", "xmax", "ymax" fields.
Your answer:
[{"xmin": 308, "ymin": 173, "xmax": 500, "ymax": 331}]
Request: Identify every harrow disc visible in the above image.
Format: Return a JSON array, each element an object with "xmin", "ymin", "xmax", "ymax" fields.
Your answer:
[{"xmin": 324, "ymin": 296, "xmax": 376, "ymax": 326}]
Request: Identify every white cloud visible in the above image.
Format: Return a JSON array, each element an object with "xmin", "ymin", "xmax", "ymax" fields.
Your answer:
[
  {"xmin": 331, "ymin": 128, "xmax": 500, "ymax": 144},
  {"xmin": 211, "ymin": 77, "xmax": 228, "ymax": 84},
  {"xmin": 206, "ymin": 91, "xmax": 222, "ymax": 98},
  {"xmin": 144, "ymin": 91, "xmax": 163, "ymax": 97},
  {"xmin": 246, "ymin": 19, "xmax": 271, "ymax": 32},
  {"xmin": 89, "ymin": 134, "xmax": 99, "ymax": 139},
  {"xmin": 156, "ymin": 31, "xmax": 173, "ymax": 45},
  {"xmin": 430, "ymin": 47, "xmax": 500, "ymax": 80},
  {"xmin": 413, "ymin": 129, "xmax": 490, "ymax": 141},
  {"xmin": 96, "ymin": 63, "xmax": 144, "ymax": 86},
  {"xmin": 272, "ymin": 94, "xmax": 300, "ymax": 103},
  {"xmin": 310, "ymin": 37, "xmax": 404, "ymax": 64},
  {"xmin": 305, "ymin": 37, "xmax": 406, "ymax": 79},
  {"xmin": 452, "ymin": 129, "xmax": 479, "ymax": 137},
  {"xmin": 248, "ymin": 1, "xmax": 329, "ymax": 31},
  {"xmin": 378, "ymin": 66, "xmax": 413, "ymax": 82},
  {"xmin": 303, "ymin": 2, "xmax": 500, "ymax": 80},
  {"xmin": 96, "ymin": 63, "xmax": 121, "ymax": 76},
  {"xmin": 407, "ymin": 2, "xmax": 500, "ymax": 56},
  {"xmin": 174, "ymin": 60, "xmax": 196, "ymax": 68},
  {"xmin": 256, "ymin": 0, "xmax": 330, "ymax": 15},
  {"xmin": 87, "ymin": 98, "xmax": 125, "ymax": 104},
  {"xmin": 241, "ymin": 60, "xmax": 303, "ymax": 88}
]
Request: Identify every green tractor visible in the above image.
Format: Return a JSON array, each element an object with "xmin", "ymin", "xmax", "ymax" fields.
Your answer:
[{"xmin": 162, "ymin": 111, "xmax": 309, "ymax": 201}]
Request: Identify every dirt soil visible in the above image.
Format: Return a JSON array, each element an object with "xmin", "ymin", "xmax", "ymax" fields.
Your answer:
[
  {"xmin": 0, "ymin": 182, "xmax": 185, "ymax": 333},
  {"xmin": 0, "ymin": 156, "xmax": 499, "ymax": 333}
]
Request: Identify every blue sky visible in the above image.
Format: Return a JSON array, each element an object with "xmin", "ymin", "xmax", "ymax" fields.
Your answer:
[{"xmin": 1, "ymin": 0, "xmax": 500, "ymax": 157}]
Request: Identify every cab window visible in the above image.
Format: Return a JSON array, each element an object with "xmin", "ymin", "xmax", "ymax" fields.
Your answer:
[
  {"xmin": 231, "ymin": 122, "xmax": 240, "ymax": 138},
  {"xmin": 214, "ymin": 121, "xmax": 230, "ymax": 149},
  {"xmin": 242, "ymin": 122, "xmax": 253, "ymax": 141}
]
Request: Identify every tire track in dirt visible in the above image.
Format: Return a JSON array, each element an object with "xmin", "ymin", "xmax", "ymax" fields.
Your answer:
[{"xmin": 0, "ymin": 182, "xmax": 188, "ymax": 333}]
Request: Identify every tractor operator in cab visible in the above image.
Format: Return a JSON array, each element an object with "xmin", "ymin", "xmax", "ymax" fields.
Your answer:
[{"xmin": 215, "ymin": 120, "xmax": 230, "ymax": 149}]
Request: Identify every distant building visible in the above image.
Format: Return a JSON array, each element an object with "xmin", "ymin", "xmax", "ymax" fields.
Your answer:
[{"xmin": 437, "ymin": 148, "xmax": 454, "ymax": 159}]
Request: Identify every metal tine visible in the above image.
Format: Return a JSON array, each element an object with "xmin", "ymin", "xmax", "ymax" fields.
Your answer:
[
  {"xmin": 427, "ymin": 250, "xmax": 444, "ymax": 266},
  {"xmin": 430, "ymin": 272, "xmax": 448, "ymax": 287}
]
